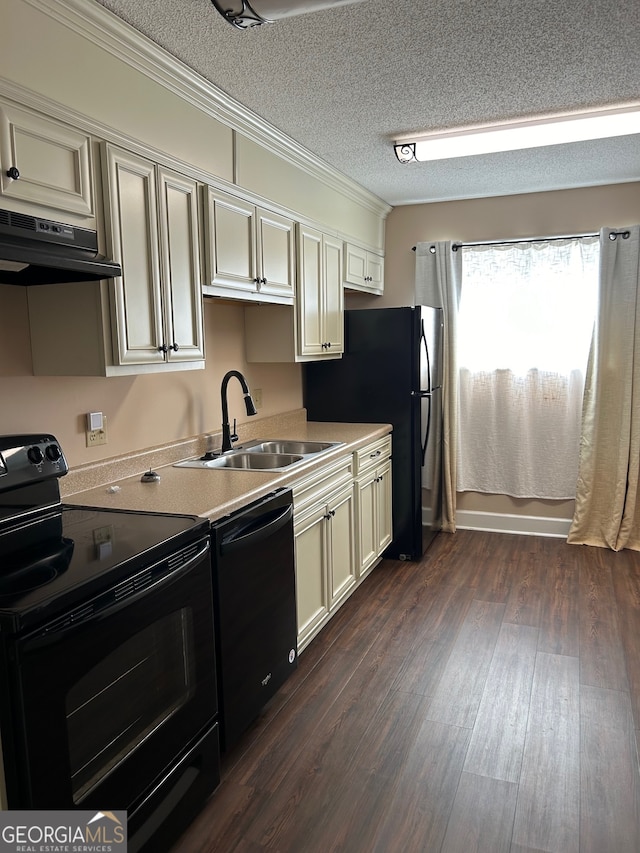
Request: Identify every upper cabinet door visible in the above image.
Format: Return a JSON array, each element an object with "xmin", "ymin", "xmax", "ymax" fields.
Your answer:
[
  {"xmin": 323, "ymin": 234, "xmax": 344, "ymax": 354},
  {"xmin": 204, "ymin": 187, "xmax": 257, "ymax": 294},
  {"xmin": 157, "ymin": 166, "xmax": 205, "ymax": 363},
  {"xmin": 296, "ymin": 224, "xmax": 324, "ymax": 356},
  {"xmin": 102, "ymin": 144, "xmax": 165, "ymax": 366},
  {"xmin": 0, "ymin": 101, "xmax": 94, "ymax": 219},
  {"xmin": 256, "ymin": 207, "xmax": 295, "ymax": 301},
  {"xmin": 344, "ymin": 243, "xmax": 368, "ymax": 288},
  {"xmin": 343, "ymin": 242, "xmax": 384, "ymax": 295}
]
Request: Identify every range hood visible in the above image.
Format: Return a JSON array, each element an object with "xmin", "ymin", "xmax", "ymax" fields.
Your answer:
[{"xmin": 0, "ymin": 208, "xmax": 121, "ymax": 285}]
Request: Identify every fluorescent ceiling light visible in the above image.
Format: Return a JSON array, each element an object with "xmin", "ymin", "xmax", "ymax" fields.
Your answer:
[{"xmin": 394, "ymin": 105, "xmax": 640, "ymax": 163}]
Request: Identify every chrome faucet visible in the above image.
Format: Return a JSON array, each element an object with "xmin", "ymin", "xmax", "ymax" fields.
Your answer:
[{"xmin": 220, "ymin": 370, "xmax": 257, "ymax": 453}]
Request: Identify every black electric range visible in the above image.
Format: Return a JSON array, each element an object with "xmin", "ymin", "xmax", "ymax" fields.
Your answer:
[
  {"xmin": 0, "ymin": 434, "xmax": 220, "ymax": 853},
  {"xmin": 0, "ymin": 434, "xmax": 209, "ymax": 632}
]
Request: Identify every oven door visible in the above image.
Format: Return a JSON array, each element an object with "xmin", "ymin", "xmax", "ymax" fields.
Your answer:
[{"xmin": 4, "ymin": 534, "xmax": 217, "ymax": 812}]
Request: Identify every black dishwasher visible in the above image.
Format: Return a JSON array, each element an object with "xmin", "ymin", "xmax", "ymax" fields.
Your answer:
[{"xmin": 210, "ymin": 488, "xmax": 297, "ymax": 751}]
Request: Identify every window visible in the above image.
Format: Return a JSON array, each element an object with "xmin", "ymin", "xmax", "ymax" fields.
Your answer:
[{"xmin": 456, "ymin": 237, "xmax": 599, "ymax": 498}]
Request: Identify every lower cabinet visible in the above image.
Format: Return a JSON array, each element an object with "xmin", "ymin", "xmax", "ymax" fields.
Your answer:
[
  {"xmin": 355, "ymin": 457, "xmax": 392, "ymax": 578},
  {"xmin": 292, "ymin": 435, "xmax": 392, "ymax": 653},
  {"xmin": 294, "ymin": 479, "xmax": 356, "ymax": 652}
]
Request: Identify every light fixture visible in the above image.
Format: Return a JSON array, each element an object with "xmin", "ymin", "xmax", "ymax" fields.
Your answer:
[
  {"xmin": 211, "ymin": 0, "xmax": 365, "ymax": 30},
  {"xmin": 394, "ymin": 104, "xmax": 640, "ymax": 163}
]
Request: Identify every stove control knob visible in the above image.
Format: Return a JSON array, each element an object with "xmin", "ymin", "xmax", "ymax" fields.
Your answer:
[
  {"xmin": 27, "ymin": 445, "xmax": 44, "ymax": 465},
  {"xmin": 45, "ymin": 444, "xmax": 62, "ymax": 462}
]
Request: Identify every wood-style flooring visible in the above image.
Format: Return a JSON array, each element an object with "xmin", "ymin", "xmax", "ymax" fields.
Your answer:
[{"xmin": 171, "ymin": 530, "xmax": 640, "ymax": 852}]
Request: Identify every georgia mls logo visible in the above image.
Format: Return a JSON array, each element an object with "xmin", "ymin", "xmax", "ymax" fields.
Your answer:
[
  {"xmin": 0, "ymin": 809, "xmax": 127, "ymax": 852},
  {"xmin": 85, "ymin": 811, "xmax": 126, "ymax": 843}
]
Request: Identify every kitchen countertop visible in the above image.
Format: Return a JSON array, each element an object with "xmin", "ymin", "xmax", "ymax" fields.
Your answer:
[{"xmin": 64, "ymin": 421, "xmax": 392, "ymax": 523}]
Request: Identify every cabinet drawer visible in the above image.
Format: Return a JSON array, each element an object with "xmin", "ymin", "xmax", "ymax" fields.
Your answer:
[{"xmin": 354, "ymin": 435, "xmax": 392, "ymax": 475}]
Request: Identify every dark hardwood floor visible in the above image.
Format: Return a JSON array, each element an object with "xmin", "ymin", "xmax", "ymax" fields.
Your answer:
[{"xmin": 171, "ymin": 530, "xmax": 640, "ymax": 852}]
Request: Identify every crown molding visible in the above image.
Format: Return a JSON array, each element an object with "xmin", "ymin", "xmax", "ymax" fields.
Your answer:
[{"xmin": 22, "ymin": 0, "xmax": 391, "ymax": 218}]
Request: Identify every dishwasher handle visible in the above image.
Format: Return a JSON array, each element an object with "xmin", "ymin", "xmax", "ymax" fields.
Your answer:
[{"xmin": 219, "ymin": 504, "xmax": 293, "ymax": 555}]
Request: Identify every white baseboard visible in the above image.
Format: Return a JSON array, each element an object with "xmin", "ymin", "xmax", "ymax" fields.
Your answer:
[{"xmin": 454, "ymin": 509, "xmax": 572, "ymax": 538}]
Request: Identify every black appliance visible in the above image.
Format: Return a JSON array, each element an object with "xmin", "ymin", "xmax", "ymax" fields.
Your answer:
[
  {"xmin": 0, "ymin": 208, "xmax": 121, "ymax": 284},
  {"xmin": 0, "ymin": 434, "xmax": 220, "ymax": 853},
  {"xmin": 210, "ymin": 488, "xmax": 297, "ymax": 751},
  {"xmin": 304, "ymin": 306, "xmax": 444, "ymax": 560}
]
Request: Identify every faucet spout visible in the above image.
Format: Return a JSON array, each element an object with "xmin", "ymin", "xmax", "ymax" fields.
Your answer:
[{"xmin": 220, "ymin": 370, "xmax": 257, "ymax": 453}]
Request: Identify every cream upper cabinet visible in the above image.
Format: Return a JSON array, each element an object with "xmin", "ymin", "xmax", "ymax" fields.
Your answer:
[
  {"xmin": 297, "ymin": 224, "xmax": 343, "ymax": 357},
  {"xmin": 156, "ymin": 166, "xmax": 206, "ymax": 363},
  {"xmin": 244, "ymin": 223, "xmax": 343, "ymax": 363},
  {"xmin": 103, "ymin": 144, "xmax": 204, "ymax": 366},
  {"xmin": 343, "ymin": 242, "xmax": 384, "ymax": 295},
  {"xmin": 28, "ymin": 144, "xmax": 204, "ymax": 376},
  {"xmin": 0, "ymin": 99, "xmax": 94, "ymax": 222},
  {"xmin": 203, "ymin": 186, "xmax": 294, "ymax": 305},
  {"xmin": 256, "ymin": 207, "xmax": 296, "ymax": 301}
]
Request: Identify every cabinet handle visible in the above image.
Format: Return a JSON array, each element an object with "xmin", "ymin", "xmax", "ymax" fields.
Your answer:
[
  {"xmin": 169, "ymin": 342, "xmax": 179, "ymax": 352},
  {"xmin": 326, "ymin": 342, "xmax": 332, "ymax": 349},
  {"xmin": 261, "ymin": 277, "xmax": 267, "ymax": 285},
  {"xmin": 158, "ymin": 344, "xmax": 168, "ymax": 353},
  {"xmin": 6, "ymin": 166, "xmax": 20, "ymax": 180},
  {"xmin": 370, "ymin": 450, "xmax": 381, "ymax": 458}
]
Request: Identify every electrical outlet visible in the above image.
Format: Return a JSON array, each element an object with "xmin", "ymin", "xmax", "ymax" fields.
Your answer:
[
  {"xmin": 86, "ymin": 416, "xmax": 108, "ymax": 447},
  {"xmin": 253, "ymin": 388, "xmax": 263, "ymax": 409}
]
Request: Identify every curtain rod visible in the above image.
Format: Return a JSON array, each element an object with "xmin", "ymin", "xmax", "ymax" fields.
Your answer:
[{"xmin": 412, "ymin": 230, "xmax": 630, "ymax": 252}]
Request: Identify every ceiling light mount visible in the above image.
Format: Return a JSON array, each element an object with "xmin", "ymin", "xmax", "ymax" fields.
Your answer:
[
  {"xmin": 211, "ymin": 0, "xmax": 366, "ymax": 30},
  {"xmin": 210, "ymin": 0, "xmax": 270, "ymax": 29},
  {"xmin": 394, "ymin": 143, "xmax": 417, "ymax": 164},
  {"xmin": 394, "ymin": 104, "xmax": 640, "ymax": 164}
]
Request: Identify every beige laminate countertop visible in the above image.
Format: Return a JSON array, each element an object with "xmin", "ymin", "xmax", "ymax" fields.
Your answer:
[{"xmin": 64, "ymin": 422, "xmax": 392, "ymax": 523}]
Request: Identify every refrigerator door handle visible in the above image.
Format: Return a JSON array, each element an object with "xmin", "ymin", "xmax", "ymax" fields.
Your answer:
[
  {"xmin": 412, "ymin": 390, "xmax": 432, "ymax": 398},
  {"xmin": 422, "ymin": 392, "xmax": 432, "ymax": 466},
  {"xmin": 420, "ymin": 320, "xmax": 432, "ymax": 393}
]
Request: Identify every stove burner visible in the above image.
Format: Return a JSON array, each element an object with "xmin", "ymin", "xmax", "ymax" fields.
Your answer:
[{"xmin": 0, "ymin": 538, "xmax": 74, "ymax": 597}]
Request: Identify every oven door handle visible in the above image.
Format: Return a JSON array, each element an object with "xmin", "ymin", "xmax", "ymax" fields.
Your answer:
[
  {"xmin": 37, "ymin": 537, "xmax": 211, "ymax": 638},
  {"xmin": 219, "ymin": 505, "xmax": 293, "ymax": 556}
]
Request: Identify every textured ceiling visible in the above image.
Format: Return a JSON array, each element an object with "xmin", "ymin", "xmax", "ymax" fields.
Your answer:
[{"xmin": 93, "ymin": 0, "xmax": 640, "ymax": 206}]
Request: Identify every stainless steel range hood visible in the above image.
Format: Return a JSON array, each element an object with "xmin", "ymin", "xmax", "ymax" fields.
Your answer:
[{"xmin": 0, "ymin": 208, "xmax": 121, "ymax": 285}]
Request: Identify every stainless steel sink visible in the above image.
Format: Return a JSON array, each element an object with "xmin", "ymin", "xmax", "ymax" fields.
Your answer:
[
  {"xmin": 174, "ymin": 438, "xmax": 344, "ymax": 472},
  {"xmin": 174, "ymin": 451, "xmax": 303, "ymax": 471},
  {"xmin": 206, "ymin": 452, "xmax": 303, "ymax": 469},
  {"xmin": 250, "ymin": 440, "xmax": 337, "ymax": 455}
]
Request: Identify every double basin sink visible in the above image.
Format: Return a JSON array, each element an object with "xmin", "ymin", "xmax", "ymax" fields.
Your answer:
[{"xmin": 174, "ymin": 439, "xmax": 343, "ymax": 472}]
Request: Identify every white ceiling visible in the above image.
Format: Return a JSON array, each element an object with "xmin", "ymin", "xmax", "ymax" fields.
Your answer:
[{"xmin": 93, "ymin": 0, "xmax": 640, "ymax": 207}]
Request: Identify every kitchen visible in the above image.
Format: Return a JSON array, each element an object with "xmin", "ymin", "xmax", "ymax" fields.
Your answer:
[{"xmin": 2, "ymin": 0, "xmax": 640, "ymax": 850}]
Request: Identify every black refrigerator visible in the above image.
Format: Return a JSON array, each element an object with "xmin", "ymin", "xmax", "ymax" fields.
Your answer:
[{"xmin": 303, "ymin": 306, "xmax": 444, "ymax": 561}]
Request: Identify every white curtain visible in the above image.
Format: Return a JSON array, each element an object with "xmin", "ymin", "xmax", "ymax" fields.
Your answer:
[
  {"xmin": 414, "ymin": 242, "xmax": 462, "ymax": 532},
  {"xmin": 569, "ymin": 226, "xmax": 640, "ymax": 550},
  {"xmin": 456, "ymin": 238, "xmax": 599, "ymax": 499}
]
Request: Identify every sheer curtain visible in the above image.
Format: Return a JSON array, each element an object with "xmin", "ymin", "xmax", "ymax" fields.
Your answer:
[
  {"xmin": 457, "ymin": 238, "xmax": 599, "ymax": 498},
  {"xmin": 569, "ymin": 226, "xmax": 640, "ymax": 550},
  {"xmin": 415, "ymin": 242, "xmax": 462, "ymax": 532}
]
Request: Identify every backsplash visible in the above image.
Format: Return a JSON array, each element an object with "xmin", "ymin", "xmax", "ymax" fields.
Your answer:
[{"xmin": 61, "ymin": 408, "xmax": 307, "ymax": 496}]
